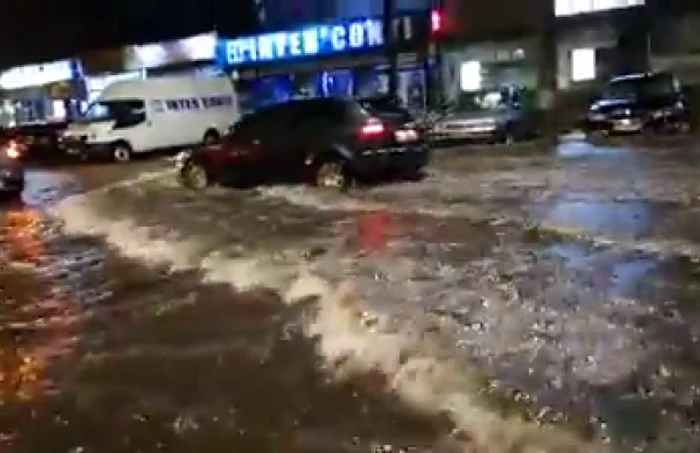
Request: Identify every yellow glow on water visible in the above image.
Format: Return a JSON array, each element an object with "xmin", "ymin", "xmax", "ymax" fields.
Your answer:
[{"xmin": 1, "ymin": 209, "xmax": 83, "ymax": 403}]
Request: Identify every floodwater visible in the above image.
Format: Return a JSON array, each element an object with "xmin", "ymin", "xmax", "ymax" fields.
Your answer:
[{"xmin": 2, "ymin": 139, "xmax": 700, "ymax": 452}]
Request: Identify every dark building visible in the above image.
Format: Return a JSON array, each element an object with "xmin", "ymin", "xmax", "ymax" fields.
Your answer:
[
  {"xmin": 435, "ymin": 0, "xmax": 652, "ymax": 102},
  {"xmin": 257, "ymin": 0, "xmax": 430, "ymax": 29}
]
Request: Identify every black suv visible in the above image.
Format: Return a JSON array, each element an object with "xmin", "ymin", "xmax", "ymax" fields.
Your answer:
[
  {"xmin": 584, "ymin": 71, "xmax": 691, "ymax": 135},
  {"xmin": 176, "ymin": 97, "xmax": 429, "ymax": 190}
]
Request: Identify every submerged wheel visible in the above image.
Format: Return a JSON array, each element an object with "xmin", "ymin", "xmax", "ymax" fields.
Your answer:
[
  {"xmin": 203, "ymin": 129, "xmax": 220, "ymax": 146},
  {"xmin": 314, "ymin": 160, "xmax": 349, "ymax": 190},
  {"xmin": 179, "ymin": 163, "xmax": 209, "ymax": 190},
  {"xmin": 112, "ymin": 142, "xmax": 132, "ymax": 162}
]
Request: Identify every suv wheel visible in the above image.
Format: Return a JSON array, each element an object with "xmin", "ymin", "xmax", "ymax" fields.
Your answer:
[
  {"xmin": 315, "ymin": 160, "xmax": 348, "ymax": 190},
  {"xmin": 179, "ymin": 163, "xmax": 209, "ymax": 190}
]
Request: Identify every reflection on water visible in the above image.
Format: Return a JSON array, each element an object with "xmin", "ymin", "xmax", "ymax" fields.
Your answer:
[
  {"xmin": 0, "ymin": 206, "xmax": 449, "ymax": 452},
  {"xmin": 544, "ymin": 199, "xmax": 655, "ymax": 238},
  {"xmin": 0, "ymin": 209, "xmax": 83, "ymax": 409}
]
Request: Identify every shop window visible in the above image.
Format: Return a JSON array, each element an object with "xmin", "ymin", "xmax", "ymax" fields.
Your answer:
[
  {"xmin": 50, "ymin": 100, "xmax": 66, "ymax": 121},
  {"xmin": 554, "ymin": 0, "xmax": 644, "ymax": 17},
  {"xmin": 459, "ymin": 61, "xmax": 482, "ymax": 91},
  {"xmin": 571, "ymin": 48, "xmax": 596, "ymax": 82}
]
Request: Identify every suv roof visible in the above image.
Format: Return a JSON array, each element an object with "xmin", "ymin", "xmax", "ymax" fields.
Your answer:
[{"xmin": 610, "ymin": 71, "xmax": 673, "ymax": 84}]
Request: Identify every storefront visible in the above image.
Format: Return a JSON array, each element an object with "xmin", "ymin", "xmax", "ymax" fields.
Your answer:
[
  {"xmin": 440, "ymin": 38, "xmax": 540, "ymax": 104},
  {"xmin": 0, "ymin": 59, "xmax": 83, "ymax": 126},
  {"xmin": 83, "ymin": 71, "xmax": 143, "ymax": 104},
  {"xmin": 553, "ymin": 0, "xmax": 648, "ymax": 88},
  {"xmin": 77, "ymin": 32, "xmax": 222, "ymax": 114},
  {"xmin": 125, "ymin": 32, "xmax": 220, "ymax": 77},
  {"xmin": 215, "ymin": 14, "xmax": 433, "ymax": 112}
]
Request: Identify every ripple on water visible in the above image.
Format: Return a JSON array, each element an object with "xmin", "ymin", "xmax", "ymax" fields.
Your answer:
[{"xmin": 0, "ymin": 205, "xmax": 453, "ymax": 452}]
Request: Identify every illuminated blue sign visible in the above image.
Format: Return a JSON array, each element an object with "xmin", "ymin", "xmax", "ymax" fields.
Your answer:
[{"xmin": 216, "ymin": 18, "xmax": 384, "ymax": 67}]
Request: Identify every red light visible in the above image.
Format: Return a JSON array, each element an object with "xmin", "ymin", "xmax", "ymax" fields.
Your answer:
[
  {"xmin": 431, "ymin": 9, "xmax": 442, "ymax": 33},
  {"xmin": 5, "ymin": 141, "xmax": 21, "ymax": 159},
  {"xmin": 360, "ymin": 122, "xmax": 385, "ymax": 136}
]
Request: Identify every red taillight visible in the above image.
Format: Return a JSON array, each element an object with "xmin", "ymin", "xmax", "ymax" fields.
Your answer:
[
  {"xmin": 431, "ymin": 9, "xmax": 442, "ymax": 34},
  {"xmin": 5, "ymin": 140, "xmax": 22, "ymax": 159},
  {"xmin": 359, "ymin": 121, "xmax": 385, "ymax": 138}
]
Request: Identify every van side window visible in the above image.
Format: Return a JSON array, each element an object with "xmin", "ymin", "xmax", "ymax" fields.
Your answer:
[{"xmin": 150, "ymin": 100, "xmax": 164, "ymax": 113}]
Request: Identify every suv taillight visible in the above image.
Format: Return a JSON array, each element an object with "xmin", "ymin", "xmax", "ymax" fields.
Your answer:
[{"xmin": 359, "ymin": 119, "xmax": 385, "ymax": 138}]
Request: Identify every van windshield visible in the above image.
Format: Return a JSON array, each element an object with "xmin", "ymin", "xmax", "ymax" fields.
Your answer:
[{"xmin": 81, "ymin": 99, "xmax": 146, "ymax": 127}]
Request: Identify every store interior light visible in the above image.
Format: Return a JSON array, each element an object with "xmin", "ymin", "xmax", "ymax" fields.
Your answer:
[
  {"xmin": 460, "ymin": 60, "xmax": 482, "ymax": 91},
  {"xmin": 134, "ymin": 44, "xmax": 167, "ymax": 67},
  {"xmin": 571, "ymin": 47, "xmax": 596, "ymax": 82},
  {"xmin": 179, "ymin": 33, "xmax": 216, "ymax": 60}
]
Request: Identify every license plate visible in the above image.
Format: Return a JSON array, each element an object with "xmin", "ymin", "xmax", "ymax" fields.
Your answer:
[
  {"xmin": 66, "ymin": 148, "xmax": 80, "ymax": 154},
  {"xmin": 614, "ymin": 119, "xmax": 640, "ymax": 130},
  {"xmin": 395, "ymin": 129, "xmax": 418, "ymax": 142}
]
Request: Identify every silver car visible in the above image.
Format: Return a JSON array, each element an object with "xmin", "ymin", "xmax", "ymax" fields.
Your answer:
[{"xmin": 430, "ymin": 86, "xmax": 538, "ymax": 145}]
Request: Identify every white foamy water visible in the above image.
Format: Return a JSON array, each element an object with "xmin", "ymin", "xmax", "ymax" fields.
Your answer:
[
  {"xmin": 255, "ymin": 168, "xmax": 700, "ymax": 261},
  {"xmin": 45, "ymin": 158, "xmax": 700, "ymax": 452},
  {"xmin": 48, "ymin": 175, "xmax": 627, "ymax": 452}
]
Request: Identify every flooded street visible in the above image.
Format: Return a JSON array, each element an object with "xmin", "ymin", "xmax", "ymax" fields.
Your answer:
[{"xmin": 2, "ymin": 138, "xmax": 700, "ymax": 452}]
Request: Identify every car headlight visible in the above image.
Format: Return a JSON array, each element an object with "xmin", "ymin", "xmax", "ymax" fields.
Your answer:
[
  {"xmin": 652, "ymin": 108, "xmax": 671, "ymax": 119},
  {"xmin": 4, "ymin": 141, "xmax": 22, "ymax": 159}
]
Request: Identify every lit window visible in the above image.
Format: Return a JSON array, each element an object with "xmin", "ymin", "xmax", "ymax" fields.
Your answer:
[
  {"xmin": 459, "ymin": 61, "xmax": 482, "ymax": 91},
  {"xmin": 555, "ymin": 0, "xmax": 645, "ymax": 17},
  {"xmin": 571, "ymin": 48, "xmax": 596, "ymax": 82}
]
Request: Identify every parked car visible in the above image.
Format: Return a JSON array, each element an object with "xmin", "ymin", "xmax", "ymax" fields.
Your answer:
[
  {"xmin": 584, "ymin": 71, "xmax": 691, "ymax": 135},
  {"xmin": 6, "ymin": 121, "xmax": 67, "ymax": 162},
  {"xmin": 61, "ymin": 75, "xmax": 241, "ymax": 162},
  {"xmin": 0, "ymin": 133, "xmax": 26, "ymax": 198},
  {"xmin": 176, "ymin": 97, "xmax": 429, "ymax": 190},
  {"xmin": 430, "ymin": 85, "xmax": 539, "ymax": 144}
]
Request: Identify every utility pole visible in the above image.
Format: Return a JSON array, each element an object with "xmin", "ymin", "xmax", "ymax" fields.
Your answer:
[
  {"xmin": 383, "ymin": 0, "xmax": 398, "ymax": 99},
  {"xmin": 538, "ymin": 0, "xmax": 557, "ymax": 140}
]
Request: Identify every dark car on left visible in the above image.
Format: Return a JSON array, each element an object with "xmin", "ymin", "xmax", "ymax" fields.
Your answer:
[
  {"xmin": 175, "ymin": 97, "xmax": 429, "ymax": 190},
  {"xmin": 5, "ymin": 121, "xmax": 68, "ymax": 162},
  {"xmin": 0, "ymin": 131, "xmax": 26, "ymax": 198}
]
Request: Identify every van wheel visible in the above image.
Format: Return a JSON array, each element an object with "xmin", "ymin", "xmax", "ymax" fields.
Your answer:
[
  {"xmin": 203, "ymin": 129, "xmax": 220, "ymax": 146},
  {"xmin": 112, "ymin": 142, "xmax": 132, "ymax": 162},
  {"xmin": 314, "ymin": 159, "xmax": 349, "ymax": 190}
]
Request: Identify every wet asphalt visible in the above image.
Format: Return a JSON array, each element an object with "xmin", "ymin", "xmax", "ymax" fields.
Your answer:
[{"xmin": 1, "ymin": 137, "xmax": 700, "ymax": 452}]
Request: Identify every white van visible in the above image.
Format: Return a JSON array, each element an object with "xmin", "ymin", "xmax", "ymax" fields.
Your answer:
[{"xmin": 62, "ymin": 75, "xmax": 240, "ymax": 161}]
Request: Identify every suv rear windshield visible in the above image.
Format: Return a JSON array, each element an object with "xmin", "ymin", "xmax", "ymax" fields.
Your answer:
[{"xmin": 296, "ymin": 99, "xmax": 369, "ymax": 123}]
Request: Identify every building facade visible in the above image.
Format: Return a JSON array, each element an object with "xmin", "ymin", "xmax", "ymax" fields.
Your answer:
[
  {"xmin": 258, "ymin": 0, "xmax": 432, "ymax": 28},
  {"xmin": 435, "ymin": 0, "xmax": 651, "ymax": 104},
  {"xmin": 0, "ymin": 59, "xmax": 83, "ymax": 125},
  {"xmin": 216, "ymin": 13, "xmax": 434, "ymax": 112}
]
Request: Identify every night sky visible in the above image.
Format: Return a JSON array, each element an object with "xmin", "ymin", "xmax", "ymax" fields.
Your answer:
[{"xmin": 0, "ymin": 0, "xmax": 260, "ymax": 68}]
